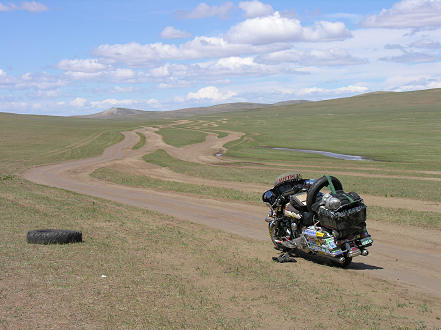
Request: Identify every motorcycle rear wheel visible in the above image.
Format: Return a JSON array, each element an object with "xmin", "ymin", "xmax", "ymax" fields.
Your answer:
[{"xmin": 340, "ymin": 257, "xmax": 352, "ymax": 268}]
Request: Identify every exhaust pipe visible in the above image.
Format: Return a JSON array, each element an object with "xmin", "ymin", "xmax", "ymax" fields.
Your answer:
[{"xmin": 361, "ymin": 249, "xmax": 369, "ymax": 256}]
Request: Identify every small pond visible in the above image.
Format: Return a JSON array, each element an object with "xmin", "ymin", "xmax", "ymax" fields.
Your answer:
[{"xmin": 271, "ymin": 147, "xmax": 371, "ymax": 161}]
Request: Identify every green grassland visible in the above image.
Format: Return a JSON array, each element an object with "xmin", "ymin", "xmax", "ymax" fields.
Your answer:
[
  {"xmin": 369, "ymin": 206, "xmax": 441, "ymax": 229},
  {"xmin": 132, "ymin": 132, "xmax": 146, "ymax": 150},
  {"xmin": 157, "ymin": 127, "xmax": 207, "ymax": 147},
  {"xmin": 143, "ymin": 149, "xmax": 278, "ymax": 184},
  {"xmin": 2, "ymin": 89, "xmax": 441, "ymax": 327},
  {"xmin": 91, "ymin": 167, "xmax": 259, "ymax": 202},
  {"xmin": 1, "ymin": 177, "xmax": 438, "ymax": 328},
  {"xmin": 92, "ymin": 166, "xmax": 441, "ymax": 230},
  {"xmin": 188, "ymin": 89, "xmax": 441, "ymax": 171},
  {"xmin": 0, "ymin": 113, "xmax": 136, "ymax": 174},
  {"xmin": 143, "ymin": 150, "xmax": 441, "ymax": 202}
]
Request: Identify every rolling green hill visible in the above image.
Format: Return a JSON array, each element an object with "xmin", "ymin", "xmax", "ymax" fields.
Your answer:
[{"xmin": 199, "ymin": 88, "xmax": 441, "ymax": 171}]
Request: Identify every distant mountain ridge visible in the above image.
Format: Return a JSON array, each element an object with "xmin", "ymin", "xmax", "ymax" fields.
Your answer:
[
  {"xmin": 80, "ymin": 100, "xmax": 310, "ymax": 120},
  {"xmin": 84, "ymin": 107, "xmax": 156, "ymax": 118}
]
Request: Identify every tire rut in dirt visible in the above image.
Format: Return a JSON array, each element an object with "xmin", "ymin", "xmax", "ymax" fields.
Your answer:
[{"xmin": 26, "ymin": 229, "xmax": 83, "ymax": 245}]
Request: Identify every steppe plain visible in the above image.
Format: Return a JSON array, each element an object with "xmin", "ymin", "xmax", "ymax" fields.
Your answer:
[{"xmin": 1, "ymin": 89, "xmax": 441, "ymax": 328}]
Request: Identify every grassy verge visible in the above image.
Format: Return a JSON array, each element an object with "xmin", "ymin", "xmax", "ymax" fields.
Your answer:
[
  {"xmin": 144, "ymin": 149, "xmax": 279, "ymax": 184},
  {"xmin": 335, "ymin": 174, "xmax": 441, "ymax": 202},
  {"xmin": 91, "ymin": 167, "xmax": 259, "ymax": 202},
  {"xmin": 214, "ymin": 130, "xmax": 229, "ymax": 138},
  {"xmin": 0, "ymin": 113, "xmax": 133, "ymax": 174},
  {"xmin": 1, "ymin": 177, "xmax": 439, "ymax": 328},
  {"xmin": 157, "ymin": 127, "xmax": 207, "ymax": 147},
  {"xmin": 239, "ymin": 159, "xmax": 441, "ymax": 179},
  {"xmin": 92, "ymin": 167, "xmax": 441, "ymax": 230},
  {"xmin": 144, "ymin": 150, "xmax": 441, "ymax": 202},
  {"xmin": 369, "ymin": 206, "xmax": 441, "ymax": 230},
  {"xmin": 168, "ymin": 121, "xmax": 230, "ymax": 139},
  {"xmin": 132, "ymin": 132, "xmax": 146, "ymax": 150}
]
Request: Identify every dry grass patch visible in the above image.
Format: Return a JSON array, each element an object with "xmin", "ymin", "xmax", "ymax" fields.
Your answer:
[
  {"xmin": 1, "ymin": 178, "xmax": 440, "ymax": 328},
  {"xmin": 91, "ymin": 167, "xmax": 259, "ymax": 202}
]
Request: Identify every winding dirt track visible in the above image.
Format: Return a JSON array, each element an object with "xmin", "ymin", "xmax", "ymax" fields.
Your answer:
[{"xmin": 23, "ymin": 128, "xmax": 441, "ymax": 301}]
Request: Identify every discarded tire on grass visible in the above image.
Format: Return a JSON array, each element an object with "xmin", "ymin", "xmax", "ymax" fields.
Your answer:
[{"xmin": 26, "ymin": 229, "xmax": 82, "ymax": 245}]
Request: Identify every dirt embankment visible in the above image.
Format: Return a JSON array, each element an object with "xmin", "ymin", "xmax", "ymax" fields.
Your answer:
[{"xmin": 22, "ymin": 126, "xmax": 441, "ymax": 302}]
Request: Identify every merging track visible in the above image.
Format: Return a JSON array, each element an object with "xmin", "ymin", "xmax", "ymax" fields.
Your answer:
[{"xmin": 23, "ymin": 128, "xmax": 441, "ymax": 300}]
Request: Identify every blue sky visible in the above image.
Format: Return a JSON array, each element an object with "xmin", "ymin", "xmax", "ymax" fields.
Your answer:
[{"xmin": 1, "ymin": 0, "xmax": 441, "ymax": 115}]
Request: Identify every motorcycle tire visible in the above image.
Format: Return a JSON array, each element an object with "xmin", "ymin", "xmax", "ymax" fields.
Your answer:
[
  {"xmin": 27, "ymin": 229, "xmax": 82, "ymax": 245},
  {"xmin": 306, "ymin": 175, "xmax": 343, "ymax": 212},
  {"xmin": 268, "ymin": 222, "xmax": 284, "ymax": 251},
  {"xmin": 340, "ymin": 257, "xmax": 352, "ymax": 268}
]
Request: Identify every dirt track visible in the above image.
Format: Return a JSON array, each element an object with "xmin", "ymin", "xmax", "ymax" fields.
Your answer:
[
  {"xmin": 111, "ymin": 127, "xmax": 441, "ymax": 213},
  {"xmin": 23, "ymin": 128, "xmax": 441, "ymax": 301}
]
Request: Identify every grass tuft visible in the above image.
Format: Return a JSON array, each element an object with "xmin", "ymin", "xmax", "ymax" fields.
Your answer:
[
  {"xmin": 91, "ymin": 167, "xmax": 259, "ymax": 202},
  {"xmin": 132, "ymin": 132, "xmax": 146, "ymax": 150},
  {"xmin": 157, "ymin": 127, "xmax": 207, "ymax": 147}
]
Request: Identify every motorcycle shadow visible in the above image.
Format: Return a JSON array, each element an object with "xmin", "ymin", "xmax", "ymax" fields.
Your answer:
[
  {"xmin": 347, "ymin": 261, "xmax": 383, "ymax": 271},
  {"xmin": 277, "ymin": 249, "xmax": 383, "ymax": 270}
]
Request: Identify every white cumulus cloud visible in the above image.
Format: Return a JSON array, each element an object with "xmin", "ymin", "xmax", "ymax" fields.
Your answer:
[
  {"xmin": 392, "ymin": 77, "xmax": 441, "ymax": 91},
  {"xmin": 238, "ymin": 1, "xmax": 273, "ymax": 18},
  {"xmin": 57, "ymin": 59, "xmax": 107, "ymax": 73},
  {"xmin": 20, "ymin": 1, "xmax": 47, "ymax": 12},
  {"xmin": 380, "ymin": 50, "xmax": 440, "ymax": 63},
  {"xmin": 93, "ymin": 37, "xmax": 286, "ymax": 66},
  {"xmin": 297, "ymin": 84, "xmax": 369, "ymax": 96},
  {"xmin": 187, "ymin": 86, "xmax": 236, "ymax": 101},
  {"xmin": 362, "ymin": 0, "xmax": 441, "ymax": 28},
  {"xmin": 90, "ymin": 98, "xmax": 136, "ymax": 108},
  {"xmin": 57, "ymin": 58, "xmax": 137, "ymax": 82},
  {"xmin": 160, "ymin": 26, "xmax": 192, "ymax": 39},
  {"xmin": 0, "ymin": 1, "xmax": 47, "ymax": 12},
  {"xmin": 0, "ymin": 71, "xmax": 66, "ymax": 90},
  {"xmin": 225, "ymin": 12, "xmax": 351, "ymax": 45},
  {"xmin": 146, "ymin": 98, "xmax": 160, "ymax": 107},
  {"xmin": 177, "ymin": 2, "xmax": 234, "ymax": 19},
  {"xmin": 70, "ymin": 97, "xmax": 87, "ymax": 107},
  {"xmin": 113, "ymin": 85, "xmax": 134, "ymax": 93},
  {"xmin": 111, "ymin": 68, "xmax": 136, "ymax": 80},
  {"xmin": 257, "ymin": 48, "xmax": 367, "ymax": 66},
  {"xmin": 147, "ymin": 57, "xmax": 305, "ymax": 88}
]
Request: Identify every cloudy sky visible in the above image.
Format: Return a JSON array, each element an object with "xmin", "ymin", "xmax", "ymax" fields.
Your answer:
[{"xmin": 2, "ymin": 0, "xmax": 441, "ymax": 115}]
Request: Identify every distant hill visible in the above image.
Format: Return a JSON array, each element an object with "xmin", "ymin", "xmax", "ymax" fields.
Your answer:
[
  {"xmin": 82, "ymin": 107, "xmax": 158, "ymax": 119},
  {"xmin": 79, "ymin": 100, "xmax": 310, "ymax": 120},
  {"xmin": 171, "ymin": 102, "xmax": 269, "ymax": 115},
  {"xmin": 272, "ymin": 100, "xmax": 309, "ymax": 106},
  {"xmin": 358, "ymin": 91, "xmax": 394, "ymax": 96}
]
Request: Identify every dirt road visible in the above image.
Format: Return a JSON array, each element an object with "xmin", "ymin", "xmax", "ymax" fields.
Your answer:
[{"xmin": 23, "ymin": 129, "xmax": 441, "ymax": 300}]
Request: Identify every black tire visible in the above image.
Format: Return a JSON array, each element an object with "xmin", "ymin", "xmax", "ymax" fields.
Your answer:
[
  {"xmin": 26, "ymin": 229, "xmax": 82, "ymax": 245},
  {"xmin": 306, "ymin": 175, "xmax": 343, "ymax": 212},
  {"xmin": 340, "ymin": 257, "xmax": 352, "ymax": 268}
]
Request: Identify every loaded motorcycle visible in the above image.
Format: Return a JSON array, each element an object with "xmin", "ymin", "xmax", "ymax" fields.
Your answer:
[{"xmin": 262, "ymin": 173, "xmax": 373, "ymax": 267}]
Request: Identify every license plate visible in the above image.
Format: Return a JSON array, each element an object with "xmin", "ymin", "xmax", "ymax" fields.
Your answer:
[{"xmin": 361, "ymin": 237, "xmax": 373, "ymax": 245}]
